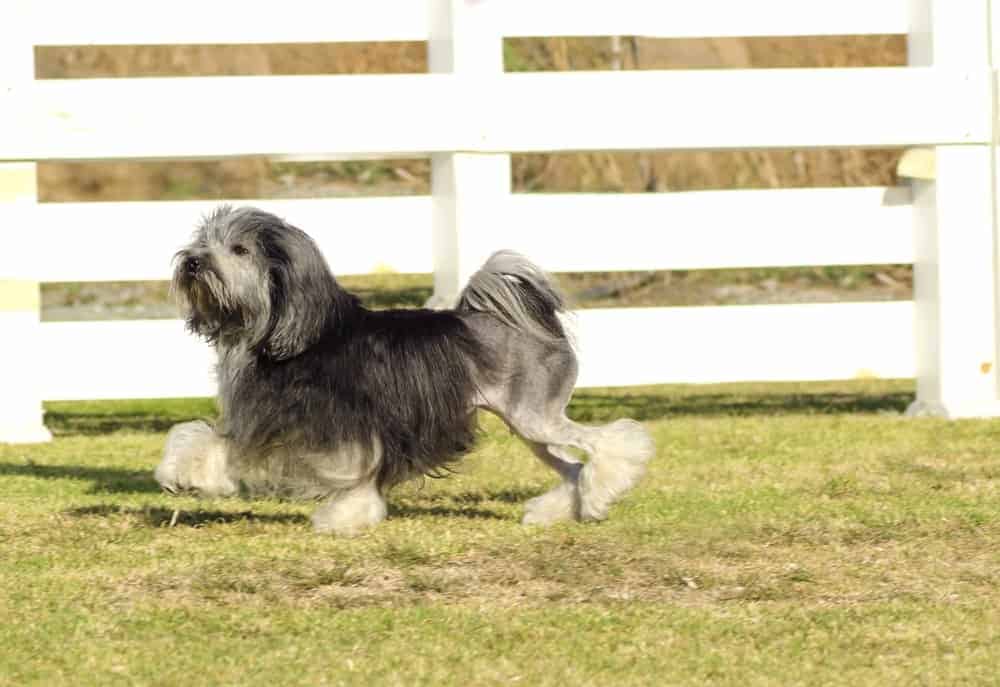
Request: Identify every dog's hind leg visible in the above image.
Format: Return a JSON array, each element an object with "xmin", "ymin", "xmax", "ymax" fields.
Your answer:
[
  {"xmin": 482, "ymin": 347, "xmax": 654, "ymax": 524},
  {"xmin": 521, "ymin": 441, "xmax": 583, "ymax": 524},
  {"xmin": 575, "ymin": 416, "xmax": 655, "ymax": 521},
  {"xmin": 155, "ymin": 420, "xmax": 238, "ymax": 497},
  {"xmin": 500, "ymin": 408, "xmax": 654, "ymax": 524}
]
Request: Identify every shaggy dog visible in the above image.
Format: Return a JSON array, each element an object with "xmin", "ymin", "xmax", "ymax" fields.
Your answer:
[{"xmin": 155, "ymin": 206, "xmax": 653, "ymax": 535}]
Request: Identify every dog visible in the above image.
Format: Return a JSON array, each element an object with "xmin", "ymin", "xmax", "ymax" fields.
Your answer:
[{"xmin": 155, "ymin": 205, "xmax": 654, "ymax": 535}]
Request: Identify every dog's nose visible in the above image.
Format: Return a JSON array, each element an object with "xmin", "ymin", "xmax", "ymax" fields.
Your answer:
[{"xmin": 184, "ymin": 255, "xmax": 202, "ymax": 275}]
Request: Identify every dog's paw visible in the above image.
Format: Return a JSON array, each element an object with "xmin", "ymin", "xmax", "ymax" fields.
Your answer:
[
  {"xmin": 522, "ymin": 481, "xmax": 580, "ymax": 526},
  {"xmin": 311, "ymin": 483, "xmax": 387, "ymax": 536},
  {"xmin": 156, "ymin": 421, "xmax": 236, "ymax": 497},
  {"xmin": 578, "ymin": 419, "xmax": 654, "ymax": 521}
]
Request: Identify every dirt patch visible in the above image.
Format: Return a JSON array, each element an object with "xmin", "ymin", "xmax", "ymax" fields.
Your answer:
[{"xmin": 109, "ymin": 530, "xmax": 999, "ymax": 613}]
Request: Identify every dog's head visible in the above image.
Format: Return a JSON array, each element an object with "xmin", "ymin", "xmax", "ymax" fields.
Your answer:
[{"xmin": 173, "ymin": 205, "xmax": 353, "ymax": 359}]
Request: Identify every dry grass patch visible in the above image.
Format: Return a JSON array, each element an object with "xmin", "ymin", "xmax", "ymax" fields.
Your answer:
[{"xmin": 3, "ymin": 381, "xmax": 1000, "ymax": 685}]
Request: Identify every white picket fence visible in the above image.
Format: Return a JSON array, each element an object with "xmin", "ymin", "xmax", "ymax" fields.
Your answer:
[{"xmin": 2, "ymin": 0, "xmax": 999, "ymax": 443}]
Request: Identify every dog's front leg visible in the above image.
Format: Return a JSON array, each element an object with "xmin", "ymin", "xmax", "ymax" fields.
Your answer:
[
  {"xmin": 155, "ymin": 420, "xmax": 237, "ymax": 497},
  {"xmin": 311, "ymin": 480, "xmax": 387, "ymax": 536}
]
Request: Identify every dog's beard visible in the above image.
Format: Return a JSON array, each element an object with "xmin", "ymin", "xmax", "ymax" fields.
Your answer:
[{"xmin": 178, "ymin": 271, "xmax": 245, "ymax": 340}]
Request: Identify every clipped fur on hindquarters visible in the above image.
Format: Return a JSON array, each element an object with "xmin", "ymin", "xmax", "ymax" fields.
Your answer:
[{"xmin": 458, "ymin": 251, "xmax": 653, "ymax": 521}]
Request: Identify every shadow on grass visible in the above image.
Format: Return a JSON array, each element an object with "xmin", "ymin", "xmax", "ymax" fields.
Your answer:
[
  {"xmin": 68, "ymin": 502, "xmax": 506, "ymax": 526},
  {"xmin": 387, "ymin": 487, "xmax": 543, "ymax": 521},
  {"xmin": 450, "ymin": 487, "xmax": 541, "ymax": 504},
  {"xmin": 0, "ymin": 461, "xmax": 161, "ymax": 494},
  {"xmin": 45, "ymin": 398, "xmax": 217, "ymax": 437},
  {"xmin": 42, "ymin": 384, "xmax": 913, "ymax": 437},
  {"xmin": 66, "ymin": 504, "xmax": 308, "ymax": 527},
  {"xmin": 44, "ymin": 412, "xmax": 185, "ymax": 436},
  {"xmin": 389, "ymin": 501, "xmax": 511, "ymax": 521},
  {"xmin": 569, "ymin": 389, "xmax": 913, "ymax": 422}
]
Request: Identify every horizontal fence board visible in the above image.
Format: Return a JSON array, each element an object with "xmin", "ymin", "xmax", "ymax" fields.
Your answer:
[
  {"xmin": 0, "ymin": 74, "xmax": 463, "ymax": 161},
  {"xmin": 572, "ymin": 302, "xmax": 916, "ymax": 387},
  {"xmin": 500, "ymin": 0, "xmax": 908, "ymax": 38},
  {"xmin": 9, "ymin": 187, "xmax": 911, "ymax": 282},
  {"xmin": 25, "ymin": 0, "xmax": 908, "ymax": 46},
  {"xmin": 41, "ymin": 319, "xmax": 217, "ymax": 401},
  {"xmin": 503, "ymin": 187, "xmax": 914, "ymax": 272},
  {"xmin": 39, "ymin": 302, "xmax": 914, "ymax": 400},
  {"xmin": 22, "ymin": 197, "xmax": 432, "ymax": 282},
  {"xmin": 28, "ymin": 0, "xmax": 432, "ymax": 45},
  {"xmin": 489, "ymin": 68, "xmax": 990, "ymax": 152},
  {"xmin": 0, "ymin": 68, "xmax": 988, "ymax": 161}
]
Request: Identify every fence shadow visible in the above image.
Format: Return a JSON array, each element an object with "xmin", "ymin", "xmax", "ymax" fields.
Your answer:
[
  {"xmin": 42, "ymin": 384, "xmax": 913, "ymax": 437},
  {"xmin": 0, "ymin": 461, "xmax": 161, "ymax": 494},
  {"xmin": 568, "ymin": 389, "xmax": 913, "ymax": 422},
  {"xmin": 44, "ymin": 411, "xmax": 213, "ymax": 437}
]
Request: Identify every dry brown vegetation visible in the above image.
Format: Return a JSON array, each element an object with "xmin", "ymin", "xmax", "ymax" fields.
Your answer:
[{"xmin": 35, "ymin": 36, "xmax": 906, "ymax": 202}]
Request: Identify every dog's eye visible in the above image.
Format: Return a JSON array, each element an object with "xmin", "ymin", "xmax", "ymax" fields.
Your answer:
[{"xmin": 232, "ymin": 244, "xmax": 249, "ymax": 257}]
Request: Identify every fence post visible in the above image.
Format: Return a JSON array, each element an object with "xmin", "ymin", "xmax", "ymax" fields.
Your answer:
[
  {"xmin": 906, "ymin": 0, "xmax": 1000, "ymax": 418},
  {"xmin": 0, "ymin": 10, "xmax": 52, "ymax": 443},
  {"xmin": 426, "ymin": 0, "xmax": 511, "ymax": 307}
]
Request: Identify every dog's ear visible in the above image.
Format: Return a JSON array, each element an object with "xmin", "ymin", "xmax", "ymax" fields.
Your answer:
[{"xmin": 259, "ymin": 221, "xmax": 352, "ymax": 360}]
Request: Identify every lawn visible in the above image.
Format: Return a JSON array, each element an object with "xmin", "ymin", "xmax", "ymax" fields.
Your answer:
[{"xmin": 2, "ymin": 380, "xmax": 999, "ymax": 686}]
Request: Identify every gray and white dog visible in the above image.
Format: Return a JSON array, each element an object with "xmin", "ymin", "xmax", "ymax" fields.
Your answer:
[{"xmin": 155, "ymin": 206, "xmax": 654, "ymax": 535}]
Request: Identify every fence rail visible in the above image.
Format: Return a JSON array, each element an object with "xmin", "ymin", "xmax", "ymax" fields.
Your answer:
[
  {"xmin": 25, "ymin": 0, "xmax": 908, "ymax": 46},
  {"xmin": 0, "ymin": 68, "xmax": 990, "ymax": 161},
  {"xmin": 2, "ymin": 0, "xmax": 1000, "ymax": 443},
  {"xmin": 38, "ymin": 302, "xmax": 916, "ymax": 402},
  {"xmin": 11, "ymin": 187, "xmax": 912, "ymax": 283}
]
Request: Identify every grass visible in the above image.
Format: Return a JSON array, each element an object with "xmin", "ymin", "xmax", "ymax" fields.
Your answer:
[{"xmin": 3, "ymin": 380, "xmax": 1000, "ymax": 685}]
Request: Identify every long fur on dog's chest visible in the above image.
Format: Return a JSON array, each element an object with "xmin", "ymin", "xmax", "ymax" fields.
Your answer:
[{"xmin": 215, "ymin": 307, "xmax": 497, "ymax": 489}]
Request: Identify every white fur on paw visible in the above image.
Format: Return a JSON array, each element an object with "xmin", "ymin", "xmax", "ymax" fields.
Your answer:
[
  {"xmin": 579, "ymin": 419, "xmax": 654, "ymax": 521},
  {"xmin": 312, "ymin": 484, "xmax": 387, "ymax": 536},
  {"xmin": 156, "ymin": 420, "xmax": 236, "ymax": 497},
  {"xmin": 522, "ymin": 481, "xmax": 580, "ymax": 526}
]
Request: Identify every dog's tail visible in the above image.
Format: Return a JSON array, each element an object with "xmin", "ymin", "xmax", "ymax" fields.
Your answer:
[
  {"xmin": 456, "ymin": 250, "xmax": 569, "ymax": 344},
  {"xmin": 459, "ymin": 251, "xmax": 653, "ymax": 520}
]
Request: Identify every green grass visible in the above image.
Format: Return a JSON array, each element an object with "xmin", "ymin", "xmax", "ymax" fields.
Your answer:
[{"xmin": 3, "ymin": 380, "xmax": 1000, "ymax": 686}]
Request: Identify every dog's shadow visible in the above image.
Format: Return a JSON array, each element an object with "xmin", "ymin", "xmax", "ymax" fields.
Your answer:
[
  {"xmin": 389, "ymin": 504, "xmax": 507, "ymax": 521},
  {"xmin": 58, "ymin": 485, "xmax": 543, "ymax": 526},
  {"xmin": 6, "ymin": 460, "xmax": 539, "ymax": 525},
  {"xmin": 65, "ymin": 502, "xmax": 512, "ymax": 527},
  {"xmin": 388, "ymin": 486, "xmax": 539, "ymax": 522},
  {"xmin": 66, "ymin": 504, "xmax": 309, "ymax": 527}
]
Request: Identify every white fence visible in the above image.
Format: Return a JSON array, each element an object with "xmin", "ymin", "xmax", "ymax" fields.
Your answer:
[{"xmin": 2, "ymin": 0, "xmax": 999, "ymax": 443}]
